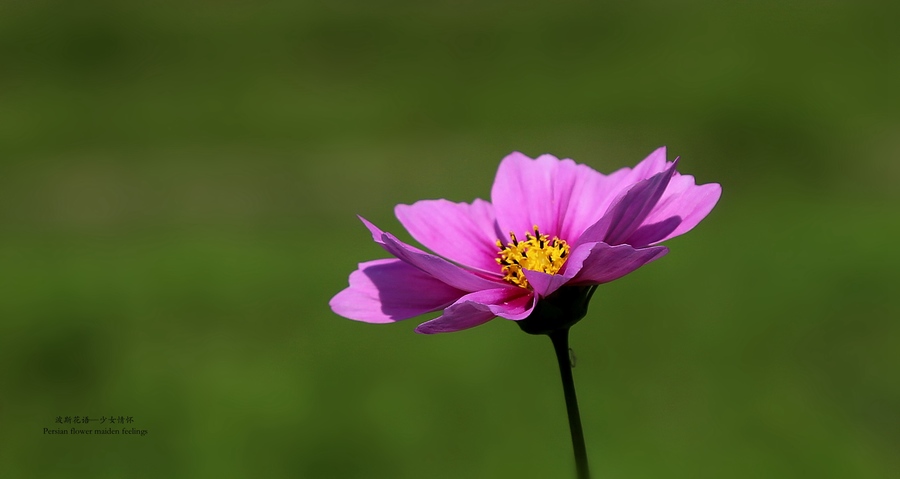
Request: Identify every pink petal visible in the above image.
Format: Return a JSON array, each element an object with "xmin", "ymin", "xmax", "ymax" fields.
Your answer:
[
  {"xmin": 624, "ymin": 216, "xmax": 682, "ymax": 249},
  {"xmin": 626, "ymin": 176, "xmax": 722, "ymax": 246},
  {"xmin": 330, "ymin": 259, "xmax": 465, "ymax": 323},
  {"xmin": 569, "ymin": 147, "xmax": 672, "ymax": 237},
  {"xmin": 414, "ymin": 288, "xmax": 536, "ymax": 334},
  {"xmin": 414, "ymin": 303, "xmax": 495, "ymax": 334},
  {"xmin": 490, "ymin": 152, "xmax": 627, "ymax": 242},
  {"xmin": 522, "ymin": 269, "xmax": 572, "ymax": 300},
  {"xmin": 395, "ymin": 199, "xmax": 502, "ymax": 272},
  {"xmin": 519, "ymin": 241, "xmax": 596, "ymax": 298},
  {"xmin": 359, "ymin": 216, "xmax": 507, "ymax": 293},
  {"xmin": 626, "ymin": 146, "xmax": 670, "ymax": 183},
  {"xmin": 576, "ymin": 160, "xmax": 678, "ymax": 247},
  {"xmin": 571, "ymin": 243, "xmax": 669, "ymax": 285}
]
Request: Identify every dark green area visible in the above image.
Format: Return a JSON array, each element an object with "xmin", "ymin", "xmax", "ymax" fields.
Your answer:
[{"xmin": 1, "ymin": 1, "xmax": 897, "ymax": 477}]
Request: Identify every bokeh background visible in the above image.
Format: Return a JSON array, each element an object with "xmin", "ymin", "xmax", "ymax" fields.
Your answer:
[{"xmin": 1, "ymin": 1, "xmax": 898, "ymax": 478}]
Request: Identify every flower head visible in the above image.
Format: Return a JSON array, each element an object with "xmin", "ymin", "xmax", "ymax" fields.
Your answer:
[{"xmin": 330, "ymin": 148, "xmax": 721, "ymax": 334}]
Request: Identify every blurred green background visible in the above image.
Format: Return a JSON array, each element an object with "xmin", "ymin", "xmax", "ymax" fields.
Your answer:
[{"xmin": 1, "ymin": 0, "xmax": 897, "ymax": 477}]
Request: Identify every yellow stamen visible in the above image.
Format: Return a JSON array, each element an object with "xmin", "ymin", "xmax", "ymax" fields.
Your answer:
[{"xmin": 495, "ymin": 225, "xmax": 570, "ymax": 288}]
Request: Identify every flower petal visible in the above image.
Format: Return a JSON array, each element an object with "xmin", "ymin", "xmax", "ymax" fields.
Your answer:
[
  {"xmin": 330, "ymin": 259, "xmax": 465, "ymax": 323},
  {"xmin": 562, "ymin": 146, "xmax": 672, "ymax": 240},
  {"xmin": 626, "ymin": 146, "xmax": 670, "ymax": 183},
  {"xmin": 359, "ymin": 216, "xmax": 507, "ymax": 292},
  {"xmin": 414, "ymin": 303, "xmax": 495, "ymax": 334},
  {"xmin": 521, "ymin": 269, "xmax": 571, "ymax": 300},
  {"xmin": 624, "ymin": 216, "xmax": 682, "ymax": 249},
  {"xmin": 518, "ymin": 241, "xmax": 595, "ymax": 298},
  {"xmin": 491, "ymin": 152, "xmax": 626, "ymax": 241},
  {"xmin": 626, "ymin": 176, "xmax": 722, "ymax": 246},
  {"xmin": 395, "ymin": 199, "xmax": 503, "ymax": 272},
  {"xmin": 571, "ymin": 243, "xmax": 669, "ymax": 285},
  {"xmin": 414, "ymin": 288, "xmax": 536, "ymax": 334},
  {"xmin": 576, "ymin": 159, "xmax": 678, "ymax": 246},
  {"xmin": 490, "ymin": 152, "xmax": 562, "ymax": 238}
]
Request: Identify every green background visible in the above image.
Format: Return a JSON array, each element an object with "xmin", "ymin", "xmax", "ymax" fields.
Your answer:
[{"xmin": 1, "ymin": 1, "xmax": 897, "ymax": 478}]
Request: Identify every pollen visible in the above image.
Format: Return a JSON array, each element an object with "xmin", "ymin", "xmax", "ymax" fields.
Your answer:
[{"xmin": 495, "ymin": 225, "xmax": 570, "ymax": 288}]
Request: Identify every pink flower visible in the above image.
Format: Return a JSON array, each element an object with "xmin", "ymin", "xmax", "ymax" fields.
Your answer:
[{"xmin": 330, "ymin": 148, "xmax": 721, "ymax": 334}]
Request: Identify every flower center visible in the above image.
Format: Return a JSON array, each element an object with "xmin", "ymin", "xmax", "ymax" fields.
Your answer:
[{"xmin": 495, "ymin": 225, "xmax": 570, "ymax": 288}]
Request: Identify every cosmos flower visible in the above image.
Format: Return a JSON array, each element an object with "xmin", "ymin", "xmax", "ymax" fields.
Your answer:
[{"xmin": 330, "ymin": 147, "xmax": 721, "ymax": 334}]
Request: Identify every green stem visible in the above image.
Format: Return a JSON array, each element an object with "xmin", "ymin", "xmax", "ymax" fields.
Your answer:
[{"xmin": 549, "ymin": 327, "xmax": 591, "ymax": 479}]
